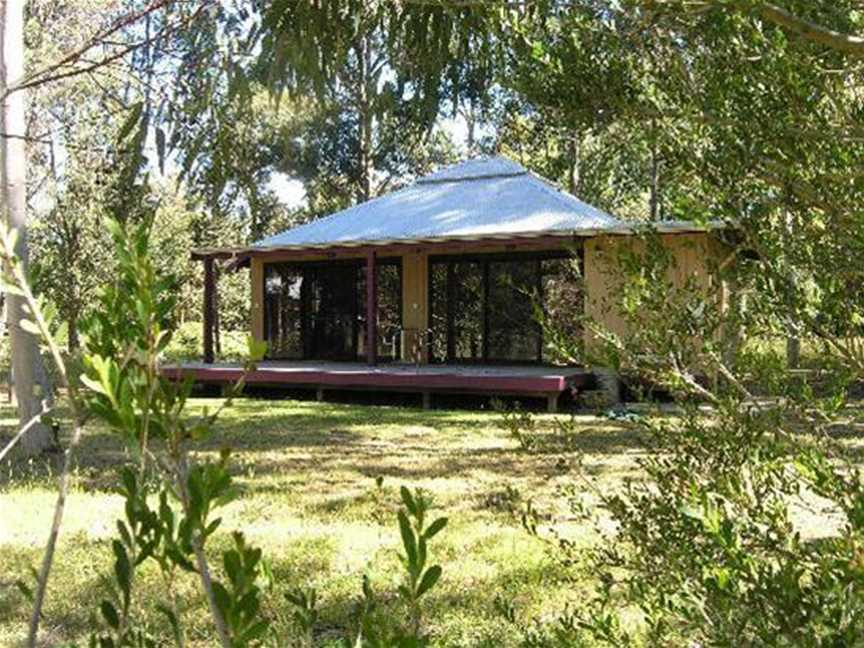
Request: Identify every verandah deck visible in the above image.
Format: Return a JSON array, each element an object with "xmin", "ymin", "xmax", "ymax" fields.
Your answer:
[{"xmin": 162, "ymin": 361, "xmax": 593, "ymax": 412}]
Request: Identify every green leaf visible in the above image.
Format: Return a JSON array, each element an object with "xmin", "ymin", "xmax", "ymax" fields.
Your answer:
[
  {"xmin": 224, "ymin": 550, "xmax": 241, "ymax": 587},
  {"xmin": 118, "ymin": 102, "xmax": 144, "ymax": 142},
  {"xmin": 212, "ymin": 581, "xmax": 231, "ymax": 617},
  {"xmin": 112, "ymin": 540, "xmax": 131, "ymax": 608},
  {"xmin": 400, "ymin": 486, "xmax": 417, "ymax": 517},
  {"xmin": 423, "ymin": 517, "xmax": 447, "ymax": 540},
  {"xmin": 416, "ymin": 565, "xmax": 442, "ymax": 599},
  {"xmin": 14, "ymin": 578, "xmax": 33, "ymax": 602},
  {"xmin": 0, "ymin": 281, "xmax": 24, "ymax": 297},
  {"xmin": 19, "ymin": 318, "xmax": 41, "ymax": 336},
  {"xmin": 247, "ymin": 336, "xmax": 268, "ymax": 363},
  {"xmin": 156, "ymin": 603, "xmax": 182, "ymax": 646},
  {"xmin": 398, "ymin": 510, "xmax": 417, "ymax": 569},
  {"xmin": 100, "ymin": 600, "xmax": 120, "ymax": 629}
]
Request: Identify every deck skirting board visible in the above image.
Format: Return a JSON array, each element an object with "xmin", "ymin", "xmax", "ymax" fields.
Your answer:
[{"xmin": 162, "ymin": 362, "xmax": 592, "ymax": 401}]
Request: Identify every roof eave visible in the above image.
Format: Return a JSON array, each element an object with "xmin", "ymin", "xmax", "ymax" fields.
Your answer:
[{"xmin": 192, "ymin": 220, "xmax": 735, "ymax": 260}]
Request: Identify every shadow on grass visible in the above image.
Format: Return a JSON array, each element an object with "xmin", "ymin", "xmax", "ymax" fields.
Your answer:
[{"xmin": 0, "ymin": 398, "xmax": 642, "ymax": 495}]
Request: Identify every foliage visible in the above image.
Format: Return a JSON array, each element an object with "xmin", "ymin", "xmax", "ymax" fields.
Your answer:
[
  {"xmin": 1, "ymin": 207, "xmax": 269, "ymax": 646},
  {"xmin": 8, "ymin": 208, "xmax": 462, "ymax": 646},
  {"xmin": 516, "ymin": 228, "xmax": 864, "ymax": 644},
  {"xmin": 355, "ymin": 487, "xmax": 448, "ymax": 647}
]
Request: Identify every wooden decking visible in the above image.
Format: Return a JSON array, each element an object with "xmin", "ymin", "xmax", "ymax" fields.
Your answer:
[{"xmin": 162, "ymin": 361, "xmax": 593, "ymax": 411}]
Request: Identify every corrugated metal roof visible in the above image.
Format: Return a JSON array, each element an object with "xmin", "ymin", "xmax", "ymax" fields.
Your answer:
[{"xmin": 253, "ymin": 156, "xmax": 623, "ymax": 249}]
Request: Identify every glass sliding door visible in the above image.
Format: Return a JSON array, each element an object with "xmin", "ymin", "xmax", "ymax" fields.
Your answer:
[
  {"xmin": 304, "ymin": 264, "xmax": 363, "ymax": 361},
  {"xmin": 428, "ymin": 261, "xmax": 485, "ymax": 362},
  {"xmin": 540, "ymin": 257, "xmax": 584, "ymax": 363},
  {"xmin": 372, "ymin": 262, "xmax": 403, "ymax": 361},
  {"xmin": 428, "ymin": 251, "xmax": 581, "ymax": 364},
  {"xmin": 262, "ymin": 258, "xmax": 402, "ymax": 362},
  {"xmin": 263, "ymin": 265, "xmax": 304, "ymax": 359}
]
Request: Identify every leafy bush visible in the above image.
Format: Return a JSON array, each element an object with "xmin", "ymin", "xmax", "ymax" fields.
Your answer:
[
  {"xmin": 4, "ymin": 218, "xmax": 450, "ymax": 648},
  {"xmin": 505, "ymin": 227, "xmax": 864, "ymax": 646}
]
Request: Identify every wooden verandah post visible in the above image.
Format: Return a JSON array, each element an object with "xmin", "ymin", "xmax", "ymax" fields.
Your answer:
[
  {"xmin": 366, "ymin": 251, "xmax": 377, "ymax": 366},
  {"xmin": 203, "ymin": 256, "xmax": 215, "ymax": 364}
]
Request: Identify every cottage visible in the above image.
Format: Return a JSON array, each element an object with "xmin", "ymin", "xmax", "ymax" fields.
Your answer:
[{"xmin": 180, "ymin": 156, "xmax": 730, "ymax": 410}]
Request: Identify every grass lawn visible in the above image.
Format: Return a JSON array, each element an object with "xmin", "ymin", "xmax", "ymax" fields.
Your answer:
[{"xmin": 0, "ymin": 397, "xmax": 643, "ymax": 646}]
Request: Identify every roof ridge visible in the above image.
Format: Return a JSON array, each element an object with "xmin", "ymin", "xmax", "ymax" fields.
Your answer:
[
  {"xmin": 416, "ymin": 169, "xmax": 526, "ymax": 185},
  {"xmin": 414, "ymin": 155, "xmax": 526, "ymax": 183}
]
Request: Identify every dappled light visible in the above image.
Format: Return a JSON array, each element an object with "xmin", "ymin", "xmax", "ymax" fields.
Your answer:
[{"xmin": 0, "ymin": 399, "xmax": 640, "ymax": 645}]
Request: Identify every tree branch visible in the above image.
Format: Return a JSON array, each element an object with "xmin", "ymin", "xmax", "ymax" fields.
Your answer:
[
  {"xmin": 0, "ymin": 402, "xmax": 52, "ymax": 463},
  {"xmin": 758, "ymin": 3, "xmax": 864, "ymax": 56},
  {"xmin": 13, "ymin": 0, "xmax": 177, "ymax": 92},
  {"xmin": 6, "ymin": 1, "xmax": 213, "ymax": 98}
]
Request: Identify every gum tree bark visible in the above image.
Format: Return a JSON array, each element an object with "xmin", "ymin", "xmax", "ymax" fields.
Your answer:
[{"xmin": 1, "ymin": 0, "xmax": 54, "ymax": 455}]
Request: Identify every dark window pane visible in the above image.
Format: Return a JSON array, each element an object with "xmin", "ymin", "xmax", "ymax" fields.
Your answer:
[
  {"xmin": 265, "ymin": 258, "xmax": 402, "ymax": 363},
  {"xmin": 376, "ymin": 263, "xmax": 402, "ymax": 361},
  {"xmin": 428, "ymin": 260, "xmax": 484, "ymax": 362},
  {"xmin": 263, "ymin": 266, "xmax": 304, "ymax": 359},
  {"xmin": 429, "ymin": 263, "xmax": 449, "ymax": 362},
  {"xmin": 451, "ymin": 262, "xmax": 484, "ymax": 361},
  {"xmin": 541, "ymin": 257, "xmax": 584, "ymax": 363},
  {"xmin": 304, "ymin": 264, "xmax": 362, "ymax": 361},
  {"xmin": 487, "ymin": 260, "xmax": 540, "ymax": 362}
]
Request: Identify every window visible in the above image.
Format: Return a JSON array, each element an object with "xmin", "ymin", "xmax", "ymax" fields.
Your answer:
[
  {"xmin": 263, "ymin": 259, "xmax": 402, "ymax": 362},
  {"xmin": 540, "ymin": 257, "xmax": 584, "ymax": 363},
  {"xmin": 263, "ymin": 266, "xmax": 304, "ymax": 359},
  {"xmin": 487, "ymin": 259, "xmax": 541, "ymax": 362},
  {"xmin": 428, "ymin": 251, "xmax": 582, "ymax": 364}
]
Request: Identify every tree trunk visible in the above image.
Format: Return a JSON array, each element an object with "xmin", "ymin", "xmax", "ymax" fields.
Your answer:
[
  {"xmin": 67, "ymin": 314, "xmax": 79, "ymax": 351},
  {"xmin": 568, "ymin": 131, "xmax": 580, "ymax": 196},
  {"xmin": 649, "ymin": 119, "xmax": 661, "ymax": 220},
  {"xmin": 1, "ymin": 0, "xmax": 54, "ymax": 455},
  {"xmin": 786, "ymin": 337, "xmax": 801, "ymax": 370},
  {"xmin": 464, "ymin": 101, "xmax": 476, "ymax": 155},
  {"xmin": 356, "ymin": 36, "xmax": 373, "ymax": 203}
]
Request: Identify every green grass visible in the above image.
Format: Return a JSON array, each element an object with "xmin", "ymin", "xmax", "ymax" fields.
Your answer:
[{"xmin": 0, "ymin": 397, "xmax": 644, "ymax": 646}]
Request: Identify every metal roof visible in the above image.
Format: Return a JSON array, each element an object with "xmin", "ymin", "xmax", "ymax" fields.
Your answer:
[{"xmin": 253, "ymin": 156, "xmax": 624, "ymax": 250}]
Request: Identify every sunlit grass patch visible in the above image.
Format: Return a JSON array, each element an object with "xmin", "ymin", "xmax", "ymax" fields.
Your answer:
[{"xmin": 0, "ymin": 397, "xmax": 640, "ymax": 646}]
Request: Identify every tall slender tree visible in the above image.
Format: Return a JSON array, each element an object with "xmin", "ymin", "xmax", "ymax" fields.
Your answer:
[{"xmin": 2, "ymin": 0, "xmax": 54, "ymax": 454}]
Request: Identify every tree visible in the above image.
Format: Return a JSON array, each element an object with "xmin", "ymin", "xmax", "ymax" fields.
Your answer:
[
  {"xmin": 1, "ymin": 0, "xmax": 213, "ymax": 456},
  {"xmin": 2, "ymin": 0, "xmax": 55, "ymax": 454},
  {"xmin": 256, "ymin": 1, "xmax": 482, "ymax": 207}
]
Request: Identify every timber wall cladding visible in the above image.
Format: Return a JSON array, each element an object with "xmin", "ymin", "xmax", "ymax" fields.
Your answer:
[
  {"xmin": 251, "ymin": 257, "xmax": 264, "ymax": 343},
  {"xmin": 583, "ymin": 232, "xmax": 724, "ymax": 346},
  {"xmin": 400, "ymin": 252, "xmax": 429, "ymax": 362}
]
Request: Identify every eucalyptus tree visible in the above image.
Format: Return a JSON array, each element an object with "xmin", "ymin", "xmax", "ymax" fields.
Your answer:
[
  {"xmin": 0, "ymin": 0, "xmax": 54, "ymax": 455},
  {"xmin": 614, "ymin": 1, "xmax": 864, "ymax": 360},
  {"xmin": 503, "ymin": 2, "xmax": 640, "ymax": 195},
  {"xmin": 2, "ymin": 0, "xmax": 211, "ymax": 456},
  {"xmin": 259, "ymin": 0, "xmax": 492, "ymax": 201}
]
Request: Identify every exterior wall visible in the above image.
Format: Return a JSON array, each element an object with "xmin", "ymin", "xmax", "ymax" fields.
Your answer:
[
  {"xmin": 251, "ymin": 257, "xmax": 265, "ymax": 343},
  {"xmin": 583, "ymin": 232, "xmax": 731, "ymax": 350},
  {"xmin": 401, "ymin": 251, "xmax": 429, "ymax": 362}
]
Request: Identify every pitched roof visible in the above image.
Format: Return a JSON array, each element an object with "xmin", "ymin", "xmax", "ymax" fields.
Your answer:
[{"xmin": 252, "ymin": 156, "xmax": 624, "ymax": 250}]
